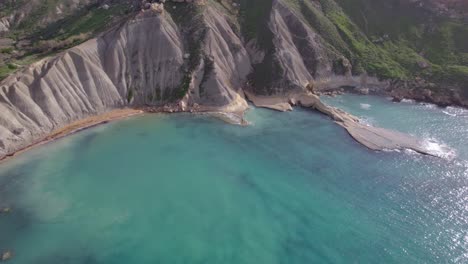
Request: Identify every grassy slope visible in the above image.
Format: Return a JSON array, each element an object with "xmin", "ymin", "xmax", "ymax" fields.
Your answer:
[
  {"xmin": 2, "ymin": 0, "xmax": 467, "ymax": 96},
  {"xmin": 0, "ymin": 0, "xmax": 22, "ymax": 17},
  {"xmin": 165, "ymin": 1, "xmax": 207, "ymax": 100},
  {"xmin": 331, "ymin": 0, "xmax": 468, "ymax": 93},
  {"xmin": 29, "ymin": 3, "xmax": 132, "ymax": 41},
  {"xmin": 238, "ymin": 0, "xmax": 441, "ymax": 92},
  {"xmin": 267, "ymin": 0, "xmax": 468, "ymax": 95},
  {"xmin": 0, "ymin": 1, "xmax": 133, "ymax": 81}
]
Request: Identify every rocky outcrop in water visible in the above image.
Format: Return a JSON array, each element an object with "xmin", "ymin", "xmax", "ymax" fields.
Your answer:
[
  {"xmin": 1, "ymin": 251, "xmax": 12, "ymax": 262},
  {"xmin": 244, "ymin": 91, "xmax": 435, "ymax": 156}
]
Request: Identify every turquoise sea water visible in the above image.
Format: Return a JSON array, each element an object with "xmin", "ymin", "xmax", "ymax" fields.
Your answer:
[{"xmin": 0, "ymin": 95, "xmax": 467, "ymax": 263}]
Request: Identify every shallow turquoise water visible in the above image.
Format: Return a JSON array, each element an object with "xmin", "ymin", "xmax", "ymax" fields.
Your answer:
[{"xmin": 0, "ymin": 95, "xmax": 467, "ymax": 263}]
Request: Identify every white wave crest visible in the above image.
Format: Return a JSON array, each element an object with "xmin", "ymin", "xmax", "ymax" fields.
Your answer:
[
  {"xmin": 404, "ymin": 149, "xmax": 418, "ymax": 156},
  {"xmin": 358, "ymin": 117, "xmax": 375, "ymax": 126},
  {"xmin": 382, "ymin": 148, "xmax": 401, "ymax": 153},
  {"xmin": 442, "ymin": 110, "xmax": 457, "ymax": 117},
  {"xmin": 419, "ymin": 102, "xmax": 437, "ymax": 109},
  {"xmin": 442, "ymin": 106, "xmax": 468, "ymax": 117},
  {"xmin": 401, "ymin": 99, "xmax": 415, "ymax": 103},
  {"xmin": 360, "ymin": 103, "xmax": 371, "ymax": 110},
  {"xmin": 422, "ymin": 137, "xmax": 456, "ymax": 160}
]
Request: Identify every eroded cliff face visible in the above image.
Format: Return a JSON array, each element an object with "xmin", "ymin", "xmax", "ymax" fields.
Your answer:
[
  {"xmin": 244, "ymin": 0, "xmax": 386, "ymax": 95},
  {"xmin": 189, "ymin": 6, "xmax": 251, "ymax": 108},
  {"xmin": 0, "ymin": 3, "xmax": 254, "ymax": 158},
  {"xmin": 100, "ymin": 11, "xmax": 185, "ymax": 104},
  {"xmin": 0, "ymin": 10, "xmax": 178, "ymax": 157},
  {"xmin": 0, "ymin": 0, "xmax": 466, "ymax": 158},
  {"xmin": 269, "ymin": 0, "xmax": 333, "ymax": 90}
]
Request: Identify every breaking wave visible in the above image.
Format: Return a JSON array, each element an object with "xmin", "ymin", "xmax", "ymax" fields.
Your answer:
[
  {"xmin": 401, "ymin": 99, "xmax": 415, "ymax": 103},
  {"xmin": 422, "ymin": 137, "xmax": 456, "ymax": 160},
  {"xmin": 442, "ymin": 106, "xmax": 468, "ymax": 117},
  {"xmin": 358, "ymin": 116, "xmax": 375, "ymax": 126},
  {"xmin": 419, "ymin": 102, "xmax": 437, "ymax": 109},
  {"xmin": 360, "ymin": 103, "xmax": 371, "ymax": 110}
]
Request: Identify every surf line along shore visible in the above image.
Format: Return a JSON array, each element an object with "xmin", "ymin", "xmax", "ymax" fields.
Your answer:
[
  {"xmin": 0, "ymin": 108, "xmax": 144, "ymax": 163},
  {"xmin": 0, "ymin": 92, "xmax": 440, "ymax": 163},
  {"xmin": 0, "ymin": 102, "xmax": 248, "ymax": 163},
  {"xmin": 244, "ymin": 91, "xmax": 439, "ymax": 158}
]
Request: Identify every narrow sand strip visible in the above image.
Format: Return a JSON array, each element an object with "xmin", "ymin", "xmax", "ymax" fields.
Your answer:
[
  {"xmin": 0, "ymin": 92, "xmax": 438, "ymax": 163},
  {"xmin": 0, "ymin": 108, "xmax": 144, "ymax": 163}
]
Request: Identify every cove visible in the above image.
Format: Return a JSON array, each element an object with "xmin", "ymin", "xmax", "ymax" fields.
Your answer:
[{"xmin": 0, "ymin": 95, "xmax": 467, "ymax": 263}]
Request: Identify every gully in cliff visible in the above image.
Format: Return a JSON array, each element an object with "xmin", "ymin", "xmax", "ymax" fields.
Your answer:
[{"xmin": 0, "ymin": 0, "xmax": 464, "ymax": 161}]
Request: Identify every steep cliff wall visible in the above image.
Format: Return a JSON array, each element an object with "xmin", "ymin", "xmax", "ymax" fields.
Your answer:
[
  {"xmin": 0, "ymin": 0, "xmax": 467, "ymax": 159},
  {"xmin": 0, "ymin": 4, "xmax": 254, "ymax": 158},
  {"xmin": 241, "ymin": 0, "xmax": 387, "ymax": 95},
  {"xmin": 190, "ymin": 5, "xmax": 251, "ymax": 108},
  {"xmin": 0, "ymin": 9, "xmax": 185, "ymax": 157}
]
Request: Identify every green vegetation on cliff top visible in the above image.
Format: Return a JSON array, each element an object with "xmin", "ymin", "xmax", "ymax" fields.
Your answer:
[
  {"xmin": 1, "ymin": 0, "xmax": 467, "ymax": 94},
  {"xmin": 331, "ymin": 0, "xmax": 468, "ymax": 90},
  {"xmin": 0, "ymin": 1, "xmax": 132, "ymax": 81},
  {"xmin": 238, "ymin": 0, "xmax": 467, "ymax": 94}
]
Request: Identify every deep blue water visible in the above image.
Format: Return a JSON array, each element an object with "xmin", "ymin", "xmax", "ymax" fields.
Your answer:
[{"xmin": 0, "ymin": 95, "xmax": 466, "ymax": 263}]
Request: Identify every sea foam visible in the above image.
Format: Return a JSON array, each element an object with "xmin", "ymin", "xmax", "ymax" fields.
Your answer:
[
  {"xmin": 442, "ymin": 106, "xmax": 468, "ymax": 117},
  {"xmin": 360, "ymin": 103, "xmax": 371, "ymax": 110},
  {"xmin": 422, "ymin": 137, "xmax": 456, "ymax": 160},
  {"xmin": 401, "ymin": 99, "xmax": 415, "ymax": 103}
]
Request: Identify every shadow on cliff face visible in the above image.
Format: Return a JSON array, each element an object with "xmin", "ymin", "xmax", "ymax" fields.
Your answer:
[
  {"xmin": 95, "ymin": 12, "xmax": 185, "ymax": 105},
  {"xmin": 239, "ymin": 0, "xmax": 284, "ymax": 95}
]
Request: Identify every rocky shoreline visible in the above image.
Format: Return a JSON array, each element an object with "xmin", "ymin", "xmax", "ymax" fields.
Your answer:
[
  {"xmin": 0, "ymin": 102, "xmax": 251, "ymax": 163},
  {"xmin": 0, "ymin": 0, "xmax": 466, "ymax": 162},
  {"xmin": 0, "ymin": 89, "xmax": 449, "ymax": 164},
  {"xmin": 315, "ymin": 80, "xmax": 468, "ymax": 109},
  {"xmin": 244, "ymin": 91, "xmax": 439, "ymax": 157},
  {"xmin": 385, "ymin": 88, "xmax": 468, "ymax": 109},
  {"xmin": 0, "ymin": 109, "xmax": 143, "ymax": 163}
]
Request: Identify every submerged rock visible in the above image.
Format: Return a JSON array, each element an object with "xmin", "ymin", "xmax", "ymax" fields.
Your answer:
[
  {"xmin": 1, "ymin": 251, "xmax": 12, "ymax": 262},
  {"xmin": 0, "ymin": 207, "xmax": 11, "ymax": 214}
]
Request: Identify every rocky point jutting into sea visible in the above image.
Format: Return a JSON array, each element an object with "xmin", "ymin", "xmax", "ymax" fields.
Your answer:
[{"xmin": 1, "ymin": 0, "xmax": 467, "ymax": 159}]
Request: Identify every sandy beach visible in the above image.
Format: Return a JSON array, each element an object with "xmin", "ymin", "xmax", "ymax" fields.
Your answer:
[
  {"xmin": 0, "ymin": 108, "xmax": 144, "ymax": 163},
  {"xmin": 0, "ymin": 95, "xmax": 438, "ymax": 163}
]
